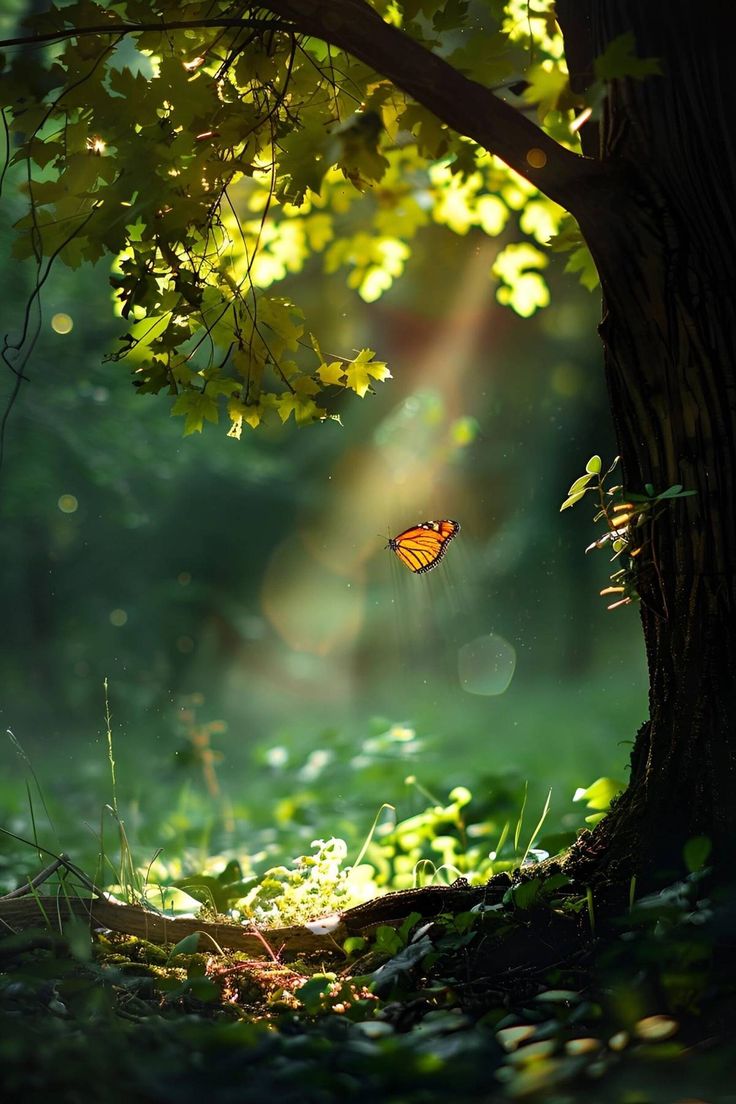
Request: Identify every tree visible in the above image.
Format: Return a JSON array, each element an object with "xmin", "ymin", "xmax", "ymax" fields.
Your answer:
[{"xmin": 1, "ymin": 0, "xmax": 731, "ymax": 889}]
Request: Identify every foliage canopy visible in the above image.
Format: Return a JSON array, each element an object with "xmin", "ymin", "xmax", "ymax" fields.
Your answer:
[{"xmin": 0, "ymin": 0, "xmax": 634, "ymax": 436}]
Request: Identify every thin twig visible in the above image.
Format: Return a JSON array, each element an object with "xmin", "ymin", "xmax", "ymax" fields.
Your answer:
[
  {"xmin": 0, "ymin": 17, "xmax": 291, "ymax": 51},
  {"xmin": 0, "ymin": 855, "xmax": 67, "ymax": 900}
]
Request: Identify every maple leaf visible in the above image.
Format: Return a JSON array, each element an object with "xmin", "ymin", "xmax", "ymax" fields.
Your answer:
[
  {"xmin": 276, "ymin": 393, "xmax": 321, "ymax": 424},
  {"xmin": 171, "ymin": 391, "xmax": 219, "ymax": 435},
  {"xmin": 343, "ymin": 349, "xmax": 392, "ymax": 398},
  {"xmin": 317, "ymin": 361, "xmax": 347, "ymax": 387},
  {"xmin": 594, "ymin": 34, "xmax": 662, "ymax": 81}
]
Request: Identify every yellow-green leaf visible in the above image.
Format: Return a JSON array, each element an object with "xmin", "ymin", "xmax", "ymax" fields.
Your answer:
[
  {"xmin": 317, "ymin": 361, "xmax": 346, "ymax": 386},
  {"xmin": 344, "ymin": 349, "xmax": 391, "ymax": 397},
  {"xmin": 171, "ymin": 391, "xmax": 219, "ymax": 435},
  {"xmin": 594, "ymin": 34, "xmax": 662, "ymax": 81},
  {"xmin": 560, "ymin": 489, "xmax": 587, "ymax": 512},
  {"xmin": 523, "ymin": 61, "xmax": 570, "ymax": 121},
  {"xmin": 276, "ymin": 392, "xmax": 321, "ymax": 424},
  {"xmin": 574, "ymin": 777, "xmax": 625, "ymax": 811},
  {"xmin": 227, "ymin": 397, "xmax": 262, "ymax": 437}
]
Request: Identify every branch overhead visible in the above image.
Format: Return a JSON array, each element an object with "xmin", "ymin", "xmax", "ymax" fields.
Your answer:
[{"xmin": 258, "ymin": 0, "xmax": 602, "ymax": 211}]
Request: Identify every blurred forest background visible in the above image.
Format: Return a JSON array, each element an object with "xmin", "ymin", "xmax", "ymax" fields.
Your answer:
[{"xmin": 0, "ymin": 0, "xmax": 648, "ymax": 881}]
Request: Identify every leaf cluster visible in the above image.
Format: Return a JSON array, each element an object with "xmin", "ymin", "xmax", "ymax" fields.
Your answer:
[{"xmin": 0, "ymin": 0, "xmax": 651, "ymax": 437}]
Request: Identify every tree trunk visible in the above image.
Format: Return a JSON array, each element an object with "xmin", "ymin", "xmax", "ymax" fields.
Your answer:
[{"xmin": 559, "ymin": 2, "xmax": 736, "ymax": 883}]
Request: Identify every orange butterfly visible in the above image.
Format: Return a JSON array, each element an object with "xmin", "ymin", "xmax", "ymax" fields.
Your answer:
[{"xmin": 387, "ymin": 519, "xmax": 460, "ymax": 574}]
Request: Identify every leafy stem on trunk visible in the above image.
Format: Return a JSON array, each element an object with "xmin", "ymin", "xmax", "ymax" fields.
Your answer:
[{"xmin": 560, "ymin": 455, "xmax": 696, "ymax": 611}]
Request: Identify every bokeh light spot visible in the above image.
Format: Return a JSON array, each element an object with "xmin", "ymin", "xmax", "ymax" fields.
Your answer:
[
  {"xmin": 109, "ymin": 609, "xmax": 128, "ymax": 627},
  {"xmin": 551, "ymin": 362, "xmax": 582, "ymax": 397},
  {"xmin": 51, "ymin": 313, "xmax": 73, "ymax": 334},
  {"xmin": 451, "ymin": 416, "xmax": 479, "ymax": 447},
  {"xmin": 176, "ymin": 636, "xmax": 194, "ymax": 653},
  {"xmin": 177, "ymin": 571, "xmax": 192, "ymax": 586},
  {"xmin": 57, "ymin": 494, "xmax": 78, "ymax": 514},
  {"xmin": 261, "ymin": 536, "xmax": 364, "ymax": 655},
  {"xmin": 458, "ymin": 633, "xmax": 516, "ymax": 696},
  {"xmin": 266, "ymin": 746, "xmax": 288, "ymax": 768}
]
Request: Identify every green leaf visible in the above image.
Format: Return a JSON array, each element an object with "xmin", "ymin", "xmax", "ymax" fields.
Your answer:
[
  {"xmin": 317, "ymin": 361, "xmax": 346, "ymax": 387},
  {"xmin": 326, "ymin": 111, "xmax": 389, "ymax": 189},
  {"xmin": 574, "ymin": 777, "xmax": 625, "ymax": 812},
  {"xmin": 432, "ymin": 0, "xmax": 469, "ymax": 32},
  {"xmin": 275, "ymin": 392, "xmax": 321, "ymax": 425},
  {"xmin": 397, "ymin": 103, "xmax": 447, "ymax": 159},
  {"xmin": 203, "ymin": 377, "xmax": 240, "ymax": 398},
  {"xmin": 227, "ymin": 398, "xmax": 262, "ymax": 437},
  {"xmin": 295, "ymin": 974, "xmax": 335, "ymax": 1013},
  {"xmin": 185, "ymin": 976, "xmax": 219, "ymax": 1002},
  {"xmin": 560, "ymin": 490, "xmax": 588, "ymax": 512},
  {"xmin": 496, "ymin": 1025, "xmax": 537, "ymax": 1052},
  {"xmin": 370, "ymin": 936, "xmax": 433, "ymax": 996},
  {"xmin": 683, "ymin": 835, "xmax": 711, "ymax": 873},
  {"xmin": 547, "ymin": 214, "xmax": 585, "ymax": 253},
  {"xmin": 446, "ymin": 32, "xmax": 513, "ymax": 88},
  {"xmin": 505, "ymin": 878, "xmax": 542, "ymax": 910},
  {"xmin": 167, "ymin": 932, "xmax": 200, "ymax": 962},
  {"xmin": 547, "ymin": 215, "xmax": 599, "ymax": 290},
  {"xmin": 523, "ymin": 62, "xmax": 570, "ymax": 121},
  {"xmin": 534, "ymin": 989, "xmax": 582, "ymax": 1003},
  {"xmin": 564, "ymin": 244, "xmax": 600, "ymax": 291},
  {"xmin": 585, "ymin": 455, "xmax": 602, "ymax": 475},
  {"xmin": 594, "ymin": 33, "xmax": 662, "ymax": 82},
  {"xmin": 656, "ymin": 484, "xmax": 697, "ymax": 500},
  {"xmin": 568, "ymin": 473, "xmax": 594, "ymax": 495},
  {"xmin": 584, "ymin": 812, "xmax": 607, "ymax": 826},
  {"xmin": 171, "ymin": 391, "xmax": 219, "ymax": 435},
  {"xmin": 343, "ymin": 349, "xmax": 391, "ymax": 397},
  {"xmin": 278, "ymin": 108, "xmax": 332, "ymax": 205},
  {"xmin": 374, "ymin": 924, "xmax": 403, "ymax": 956},
  {"xmin": 475, "ymin": 194, "xmax": 509, "ymax": 237}
]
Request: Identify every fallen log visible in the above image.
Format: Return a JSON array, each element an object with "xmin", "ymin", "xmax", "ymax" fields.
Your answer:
[{"xmin": 0, "ymin": 883, "xmax": 490, "ymax": 958}]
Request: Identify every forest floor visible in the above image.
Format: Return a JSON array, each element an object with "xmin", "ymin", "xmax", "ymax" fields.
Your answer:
[
  {"xmin": 2, "ymin": 698, "xmax": 734, "ymax": 1102},
  {"xmin": 1, "ymin": 840, "xmax": 734, "ymax": 1103}
]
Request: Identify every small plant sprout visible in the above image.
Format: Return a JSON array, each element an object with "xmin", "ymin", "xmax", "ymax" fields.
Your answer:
[{"xmin": 560, "ymin": 455, "xmax": 696, "ymax": 610}]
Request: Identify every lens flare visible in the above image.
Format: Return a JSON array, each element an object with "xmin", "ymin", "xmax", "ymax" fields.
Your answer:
[{"xmin": 458, "ymin": 633, "xmax": 516, "ymax": 696}]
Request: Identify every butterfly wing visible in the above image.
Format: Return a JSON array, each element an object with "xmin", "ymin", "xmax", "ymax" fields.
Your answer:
[{"xmin": 388, "ymin": 519, "xmax": 460, "ymax": 574}]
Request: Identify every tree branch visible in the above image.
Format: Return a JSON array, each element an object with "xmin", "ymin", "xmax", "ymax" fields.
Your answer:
[
  {"xmin": 259, "ymin": 0, "xmax": 605, "ymax": 212},
  {"xmin": 0, "ymin": 16, "xmax": 289, "ymax": 49}
]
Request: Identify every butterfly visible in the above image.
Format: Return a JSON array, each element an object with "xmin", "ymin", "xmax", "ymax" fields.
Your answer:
[{"xmin": 387, "ymin": 519, "xmax": 460, "ymax": 574}]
